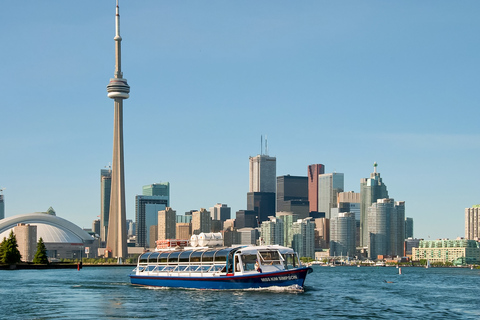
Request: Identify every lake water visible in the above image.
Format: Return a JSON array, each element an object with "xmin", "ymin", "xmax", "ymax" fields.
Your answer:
[{"xmin": 0, "ymin": 265, "xmax": 479, "ymax": 319}]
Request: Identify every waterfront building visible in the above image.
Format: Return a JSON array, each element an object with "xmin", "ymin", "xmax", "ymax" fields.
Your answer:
[
  {"xmin": 314, "ymin": 217, "xmax": 330, "ymax": 249},
  {"xmin": 192, "ymin": 208, "xmax": 211, "ymax": 235},
  {"xmin": 158, "ymin": 207, "xmax": 176, "ymax": 241},
  {"xmin": 405, "ymin": 217, "xmax": 414, "ymax": 239},
  {"xmin": 247, "ymin": 192, "xmax": 275, "ymax": 223},
  {"xmin": 412, "ymin": 239, "xmax": 480, "ymax": 264},
  {"xmin": 106, "ymin": 1, "xmax": 130, "ymax": 259},
  {"xmin": 149, "ymin": 225, "xmax": 158, "ymax": 250},
  {"xmin": 276, "ymin": 175, "xmax": 309, "ymax": 219},
  {"xmin": 465, "ymin": 206, "xmax": 480, "ymax": 240},
  {"xmin": 176, "ymin": 215, "xmax": 192, "ymax": 223},
  {"xmin": 367, "ymin": 199, "xmax": 405, "ymax": 259},
  {"xmin": 92, "ymin": 219, "xmax": 100, "ymax": 236},
  {"xmin": 100, "ymin": 168, "xmax": 111, "ymax": 243},
  {"xmin": 360, "ymin": 162, "xmax": 389, "ymax": 247},
  {"xmin": 0, "ymin": 192, "xmax": 4, "ymax": 220},
  {"xmin": 223, "ymin": 219, "xmax": 235, "ymax": 230},
  {"xmin": 0, "ymin": 213, "xmax": 94, "ymax": 260},
  {"xmin": 337, "ymin": 192, "xmax": 361, "ymax": 246},
  {"xmin": 223, "ymin": 228, "xmax": 240, "ymax": 246},
  {"xmin": 276, "ymin": 211, "xmax": 299, "ymax": 248},
  {"xmin": 235, "ymin": 210, "xmax": 257, "ymax": 228},
  {"xmin": 127, "ymin": 219, "xmax": 135, "ymax": 236},
  {"xmin": 404, "ymin": 238, "xmax": 420, "ymax": 256},
  {"xmin": 135, "ymin": 190, "xmax": 169, "ymax": 248},
  {"xmin": 237, "ymin": 227, "xmax": 259, "ymax": 245},
  {"xmin": 209, "ymin": 203, "xmax": 231, "ymax": 223},
  {"xmin": 260, "ymin": 216, "xmax": 284, "ymax": 246},
  {"xmin": 318, "ymin": 172, "xmax": 344, "ymax": 219},
  {"xmin": 176, "ymin": 222, "xmax": 192, "ymax": 240},
  {"xmin": 307, "ymin": 164, "xmax": 325, "ymax": 213},
  {"xmin": 14, "ymin": 223, "xmax": 37, "ymax": 262},
  {"xmin": 330, "ymin": 212, "xmax": 356, "ymax": 258},
  {"xmin": 292, "ymin": 218, "xmax": 315, "ymax": 259}
]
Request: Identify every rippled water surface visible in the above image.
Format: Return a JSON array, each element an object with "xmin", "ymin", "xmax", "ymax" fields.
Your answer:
[{"xmin": 0, "ymin": 266, "xmax": 479, "ymax": 319}]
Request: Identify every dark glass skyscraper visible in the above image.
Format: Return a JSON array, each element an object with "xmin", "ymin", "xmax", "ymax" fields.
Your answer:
[
  {"xmin": 276, "ymin": 175, "xmax": 309, "ymax": 218},
  {"xmin": 100, "ymin": 169, "xmax": 111, "ymax": 243}
]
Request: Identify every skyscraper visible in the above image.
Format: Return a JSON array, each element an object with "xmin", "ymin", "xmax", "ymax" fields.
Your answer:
[
  {"xmin": 330, "ymin": 212, "xmax": 356, "ymax": 258},
  {"xmin": 360, "ymin": 163, "xmax": 388, "ymax": 247},
  {"xmin": 249, "ymin": 154, "xmax": 276, "ymax": 193},
  {"xmin": 192, "ymin": 208, "xmax": 211, "ymax": 235},
  {"xmin": 307, "ymin": 164, "xmax": 325, "ymax": 213},
  {"xmin": 465, "ymin": 206, "xmax": 480, "ymax": 240},
  {"xmin": 135, "ymin": 184, "xmax": 169, "ymax": 248},
  {"xmin": 106, "ymin": 1, "xmax": 130, "ymax": 259},
  {"xmin": 143, "ymin": 183, "xmax": 170, "ymax": 197},
  {"xmin": 318, "ymin": 172, "xmax": 344, "ymax": 219},
  {"xmin": 405, "ymin": 217, "xmax": 414, "ymax": 239},
  {"xmin": 209, "ymin": 203, "xmax": 231, "ymax": 223},
  {"xmin": 247, "ymin": 192, "xmax": 275, "ymax": 223},
  {"xmin": 100, "ymin": 168, "xmax": 111, "ymax": 243},
  {"xmin": 367, "ymin": 199, "xmax": 405, "ymax": 259},
  {"xmin": 158, "ymin": 207, "xmax": 176, "ymax": 240},
  {"xmin": 292, "ymin": 218, "xmax": 315, "ymax": 259},
  {"xmin": 260, "ymin": 216, "xmax": 284, "ymax": 246},
  {"xmin": 0, "ymin": 193, "xmax": 4, "ymax": 220},
  {"xmin": 276, "ymin": 175, "xmax": 309, "ymax": 219}
]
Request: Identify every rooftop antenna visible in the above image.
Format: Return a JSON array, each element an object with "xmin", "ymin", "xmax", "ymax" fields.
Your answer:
[
  {"xmin": 265, "ymin": 135, "xmax": 268, "ymax": 156},
  {"xmin": 374, "ymin": 162, "xmax": 378, "ymax": 174},
  {"xmin": 0, "ymin": 188, "xmax": 5, "ymax": 195},
  {"xmin": 260, "ymin": 135, "xmax": 263, "ymax": 155}
]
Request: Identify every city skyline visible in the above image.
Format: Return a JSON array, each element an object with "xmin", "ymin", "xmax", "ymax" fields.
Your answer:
[{"xmin": 1, "ymin": 1, "xmax": 480, "ymax": 240}]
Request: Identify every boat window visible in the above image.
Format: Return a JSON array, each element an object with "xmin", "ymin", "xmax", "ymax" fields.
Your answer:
[
  {"xmin": 241, "ymin": 254, "xmax": 258, "ymax": 271},
  {"xmin": 185, "ymin": 265, "xmax": 200, "ymax": 272},
  {"xmin": 212, "ymin": 265, "xmax": 224, "ymax": 272},
  {"xmin": 147, "ymin": 252, "xmax": 160, "ymax": 263},
  {"xmin": 145, "ymin": 265, "xmax": 156, "ymax": 272},
  {"xmin": 213, "ymin": 248, "xmax": 231, "ymax": 263},
  {"xmin": 259, "ymin": 250, "xmax": 282, "ymax": 265},
  {"xmin": 167, "ymin": 251, "xmax": 181, "ymax": 264},
  {"xmin": 162, "ymin": 266, "xmax": 176, "ymax": 272},
  {"xmin": 139, "ymin": 253, "xmax": 152, "ymax": 264},
  {"xmin": 159, "ymin": 252, "xmax": 170, "ymax": 263},
  {"xmin": 201, "ymin": 250, "xmax": 216, "ymax": 263},
  {"xmin": 283, "ymin": 253, "xmax": 296, "ymax": 270},
  {"xmin": 179, "ymin": 251, "xmax": 191, "ymax": 263},
  {"xmin": 190, "ymin": 251, "xmax": 203, "ymax": 263},
  {"xmin": 198, "ymin": 265, "xmax": 212, "ymax": 272},
  {"xmin": 153, "ymin": 266, "xmax": 164, "ymax": 272},
  {"xmin": 174, "ymin": 266, "xmax": 188, "ymax": 272}
]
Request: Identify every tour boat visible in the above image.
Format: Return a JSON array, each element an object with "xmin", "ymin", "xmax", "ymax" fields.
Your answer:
[{"xmin": 130, "ymin": 245, "xmax": 313, "ymax": 290}]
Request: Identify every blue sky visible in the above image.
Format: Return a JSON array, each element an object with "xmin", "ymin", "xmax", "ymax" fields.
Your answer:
[{"xmin": 1, "ymin": 1, "xmax": 479, "ymax": 240}]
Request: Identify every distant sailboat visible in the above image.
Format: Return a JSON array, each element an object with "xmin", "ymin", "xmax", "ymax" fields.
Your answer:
[{"xmin": 426, "ymin": 260, "xmax": 431, "ymax": 269}]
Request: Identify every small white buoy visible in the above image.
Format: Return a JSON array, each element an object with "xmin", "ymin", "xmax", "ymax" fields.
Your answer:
[{"xmin": 399, "ymin": 267, "xmax": 402, "ymax": 275}]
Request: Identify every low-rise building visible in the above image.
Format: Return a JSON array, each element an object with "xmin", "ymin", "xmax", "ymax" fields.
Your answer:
[{"xmin": 412, "ymin": 239, "xmax": 480, "ymax": 264}]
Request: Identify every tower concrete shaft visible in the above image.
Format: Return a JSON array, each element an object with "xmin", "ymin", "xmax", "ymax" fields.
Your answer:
[{"xmin": 106, "ymin": 0, "xmax": 129, "ymax": 259}]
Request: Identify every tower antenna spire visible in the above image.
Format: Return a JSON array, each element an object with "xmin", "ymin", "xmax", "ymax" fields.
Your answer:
[{"xmin": 106, "ymin": 0, "xmax": 130, "ymax": 259}]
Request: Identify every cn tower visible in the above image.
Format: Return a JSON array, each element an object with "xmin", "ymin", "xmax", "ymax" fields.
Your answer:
[{"xmin": 106, "ymin": 0, "xmax": 129, "ymax": 259}]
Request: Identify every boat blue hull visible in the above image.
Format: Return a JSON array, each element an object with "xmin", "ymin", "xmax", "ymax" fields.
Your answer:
[{"xmin": 130, "ymin": 267, "xmax": 312, "ymax": 290}]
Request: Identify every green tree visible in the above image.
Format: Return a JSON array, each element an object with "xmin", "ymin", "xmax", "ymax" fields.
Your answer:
[
  {"xmin": 0, "ymin": 237, "xmax": 6, "ymax": 264},
  {"xmin": 33, "ymin": 237, "xmax": 49, "ymax": 264},
  {"xmin": 2, "ymin": 231, "xmax": 21, "ymax": 265}
]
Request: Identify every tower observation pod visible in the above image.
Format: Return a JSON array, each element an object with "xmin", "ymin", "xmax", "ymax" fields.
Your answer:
[{"xmin": 106, "ymin": 0, "xmax": 129, "ymax": 259}]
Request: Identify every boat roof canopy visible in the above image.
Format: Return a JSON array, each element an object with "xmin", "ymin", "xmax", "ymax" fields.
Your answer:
[{"xmin": 139, "ymin": 247, "xmax": 241, "ymax": 264}]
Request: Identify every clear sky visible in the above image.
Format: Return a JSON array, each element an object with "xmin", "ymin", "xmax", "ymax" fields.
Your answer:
[{"xmin": 1, "ymin": 1, "xmax": 479, "ymax": 240}]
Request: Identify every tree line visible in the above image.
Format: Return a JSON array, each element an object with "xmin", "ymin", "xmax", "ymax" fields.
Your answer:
[{"xmin": 0, "ymin": 231, "xmax": 49, "ymax": 265}]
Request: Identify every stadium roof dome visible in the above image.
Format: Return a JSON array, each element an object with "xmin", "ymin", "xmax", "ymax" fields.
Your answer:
[{"xmin": 0, "ymin": 213, "xmax": 94, "ymax": 244}]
